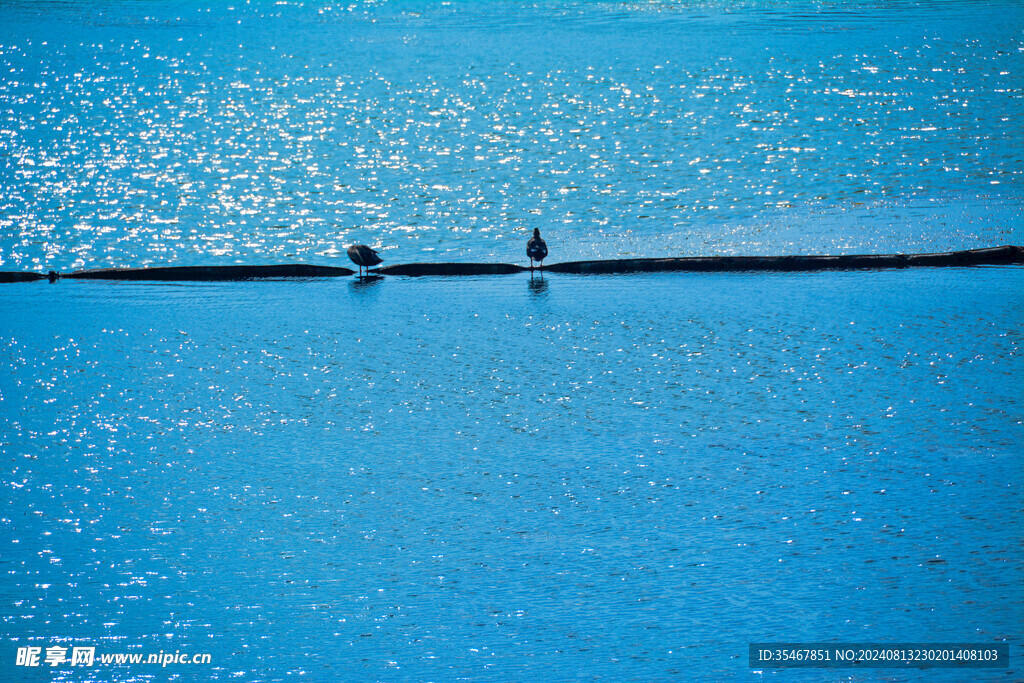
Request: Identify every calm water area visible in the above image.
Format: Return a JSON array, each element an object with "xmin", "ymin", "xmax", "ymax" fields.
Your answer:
[{"xmin": 1, "ymin": 1, "xmax": 1022, "ymax": 681}]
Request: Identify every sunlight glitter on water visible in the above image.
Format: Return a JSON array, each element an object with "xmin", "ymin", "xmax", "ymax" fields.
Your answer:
[
  {"xmin": 1, "ymin": 267, "xmax": 1021, "ymax": 680},
  {"xmin": 0, "ymin": 2, "xmax": 1022, "ymax": 681},
  {"xmin": 1, "ymin": 0, "xmax": 1021, "ymax": 272}
]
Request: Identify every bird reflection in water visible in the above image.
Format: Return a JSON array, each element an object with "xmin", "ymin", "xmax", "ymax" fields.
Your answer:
[
  {"xmin": 350, "ymin": 274, "xmax": 384, "ymax": 292},
  {"xmin": 528, "ymin": 274, "xmax": 549, "ymax": 296}
]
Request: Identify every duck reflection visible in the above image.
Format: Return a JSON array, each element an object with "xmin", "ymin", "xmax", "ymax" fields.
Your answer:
[
  {"xmin": 528, "ymin": 273, "xmax": 549, "ymax": 296},
  {"xmin": 349, "ymin": 274, "xmax": 384, "ymax": 291}
]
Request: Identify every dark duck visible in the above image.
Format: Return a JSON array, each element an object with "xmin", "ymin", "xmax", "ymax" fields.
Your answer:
[
  {"xmin": 526, "ymin": 228, "xmax": 548, "ymax": 270},
  {"xmin": 347, "ymin": 244, "xmax": 383, "ymax": 277}
]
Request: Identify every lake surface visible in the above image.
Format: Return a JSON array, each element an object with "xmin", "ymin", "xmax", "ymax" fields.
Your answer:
[{"xmin": 1, "ymin": 0, "xmax": 1022, "ymax": 680}]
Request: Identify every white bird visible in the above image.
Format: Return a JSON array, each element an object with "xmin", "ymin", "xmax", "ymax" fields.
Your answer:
[{"xmin": 347, "ymin": 244, "xmax": 383, "ymax": 277}]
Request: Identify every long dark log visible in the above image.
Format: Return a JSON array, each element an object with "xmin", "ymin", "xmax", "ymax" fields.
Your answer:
[
  {"xmin": 6, "ymin": 246, "xmax": 1022, "ymax": 283},
  {"xmin": 544, "ymin": 245, "xmax": 1023, "ymax": 274},
  {"xmin": 65, "ymin": 264, "xmax": 354, "ymax": 281},
  {"xmin": 0, "ymin": 271, "xmax": 47, "ymax": 282},
  {"xmin": 375, "ymin": 262, "xmax": 525, "ymax": 276}
]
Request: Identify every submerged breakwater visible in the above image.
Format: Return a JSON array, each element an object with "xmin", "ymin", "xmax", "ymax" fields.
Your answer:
[
  {"xmin": 65, "ymin": 263, "xmax": 355, "ymax": 281},
  {"xmin": 1, "ymin": 246, "xmax": 1021, "ymax": 282},
  {"xmin": 545, "ymin": 245, "xmax": 1024, "ymax": 274}
]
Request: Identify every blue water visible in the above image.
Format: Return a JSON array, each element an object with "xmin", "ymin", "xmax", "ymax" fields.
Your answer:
[
  {"xmin": 1, "ymin": 0, "xmax": 1022, "ymax": 269},
  {"xmin": 1, "ymin": 1, "xmax": 1022, "ymax": 681}
]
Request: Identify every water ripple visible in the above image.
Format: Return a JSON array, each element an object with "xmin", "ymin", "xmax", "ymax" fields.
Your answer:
[{"xmin": 1, "ymin": 0, "xmax": 1021, "ymax": 272}]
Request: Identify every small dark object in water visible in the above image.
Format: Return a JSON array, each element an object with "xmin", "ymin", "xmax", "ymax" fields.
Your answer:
[
  {"xmin": 347, "ymin": 244, "xmax": 383, "ymax": 277},
  {"xmin": 527, "ymin": 228, "xmax": 548, "ymax": 269},
  {"xmin": 47, "ymin": 271, "xmax": 59, "ymax": 282}
]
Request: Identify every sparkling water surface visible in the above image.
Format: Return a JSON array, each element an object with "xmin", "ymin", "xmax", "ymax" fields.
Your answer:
[
  {"xmin": 1, "ymin": 0, "xmax": 1022, "ymax": 270},
  {"xmin": 1, "ymin": 0, "xmax": 1022, "ymax": 681},
  {"xmin": 2, "ymin": 269, "xmax": 1022, "ymax": 681}
]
